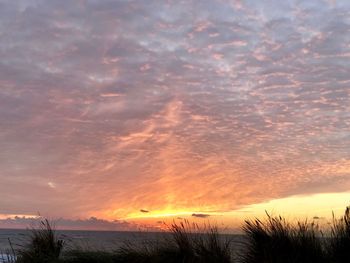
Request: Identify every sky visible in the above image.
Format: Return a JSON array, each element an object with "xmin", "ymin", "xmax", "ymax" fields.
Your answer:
[{"xmin": 0, "ymin": 0, "xmax": 350, "ymax": 231}]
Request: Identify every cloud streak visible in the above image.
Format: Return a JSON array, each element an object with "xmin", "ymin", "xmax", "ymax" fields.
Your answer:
[
  {"xmin": 192, "ymin": 214, "xmax": 211, "ymax": 218},
  {"xmin": 0, "ymin": 216, "xmax": 142, "ymax": 231}
]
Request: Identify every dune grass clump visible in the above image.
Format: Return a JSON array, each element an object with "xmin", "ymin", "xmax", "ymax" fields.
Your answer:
[
  {"xmin": 192, "ymin": 226, "xmax": 232, "ymax": 262},
  {"xmin": 115, "ymin": 221, "xmax": 232, "ymax": 263},
  {"xmin": 61, "ymin": 250, "xmax": 115, "ymax": 263},
  {"xmin": 15, "ymin": 219, "xmax": 64, "ymax": 263},
  {"xmin": 169, "ymin": 221, "xmax": 232, "ymax": 263},
  {"xmin": 115, "ymin": 240, "xmax": 178, "ymax": 263},
  {"xmin": 328, "ymin": 206, "xmax": 350, "ymax": 263},
  {"xmin": 241, "ymin": 212, "xmax": 327, "ymax": 263}
]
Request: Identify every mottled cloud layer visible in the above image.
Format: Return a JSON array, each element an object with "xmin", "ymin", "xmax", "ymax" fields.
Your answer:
[{"xmin": 0, "ymin": 0, "xmax": 349, "ymax": 224}]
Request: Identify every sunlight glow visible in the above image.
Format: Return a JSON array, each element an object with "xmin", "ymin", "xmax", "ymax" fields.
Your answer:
[
  {"xmin": 0, "ymin": 214, "xmax": 39, "ymax": 220},
  {"xmin": 230, "ymin": 191, "xmax": 350, "ymax": 220},
  {"xmin": 119, "ymin": 209, "xmax": 217, "ymax": 220}
]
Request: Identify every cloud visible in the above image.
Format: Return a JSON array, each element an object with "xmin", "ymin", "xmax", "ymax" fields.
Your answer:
[
  {"xmin": 0, "ymin": 0, "xmax": 349, "ymax": 225},
  {"xmin": 140, "ymin": 209, "xmax": 149, "ymax": 213},
  {"xmin": 192, "ymin": 213, "xmax": 211, "ymax": 218},
  {"xmin": 47, "ymin": 182, "xmax": 56, "ymax": 189},
  {"xmin": 313, "ymin": 216, "xmax": 325, "ymax": 220},
  {"xmin": 0, "ymin": 216, "xmax": 140, "ymax": 231}
]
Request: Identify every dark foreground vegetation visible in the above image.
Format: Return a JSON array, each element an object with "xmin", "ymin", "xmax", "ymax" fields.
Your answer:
[{"xmin": 3, "ymin": 206, "xmax": 350, "ymax": 263}]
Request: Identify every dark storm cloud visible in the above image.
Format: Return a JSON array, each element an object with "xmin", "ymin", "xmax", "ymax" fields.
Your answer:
[{"xmin": 0, "ymin": 0, "xmax": 349, "ymax": 221}]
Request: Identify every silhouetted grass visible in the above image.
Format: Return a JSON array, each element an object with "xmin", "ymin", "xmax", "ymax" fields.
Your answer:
[
  {"xmin": 114, "ymin": 240, "xmax": 179, "ymax": 263},
  {"xmin": 240, "ymin": 212, "xmax": 327, "ymax": 263},
  {"xmin": 113, "ymin": 220, "xmax": 232, "ymax": 263},
  {"xmin": 10, "ymin": 207, "xmax": 350, "ymax": 263},
  {"xmin": 61, "ymin": 250, "xmax": 115, "ymax": 263},
  {"xmin": 10, "ymin": 219, "xmax": 232, "ymax": 263},
  {"xmin": 15, "ymin": 219, "xmax": 64, "ymax": 263},
  {"xmin": 328, "ymin": 206, "xmax": 350, "ymax": 263}
]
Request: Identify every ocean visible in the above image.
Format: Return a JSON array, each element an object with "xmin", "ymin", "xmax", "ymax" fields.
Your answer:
[{"xmin": 0, "ymin": 229, "xmax": 245, "ymax": 261}]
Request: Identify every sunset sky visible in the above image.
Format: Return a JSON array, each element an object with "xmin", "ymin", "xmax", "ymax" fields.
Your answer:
[{"xmin": 0, "ymin": 0, "xmax": 350, "ymax": 231}]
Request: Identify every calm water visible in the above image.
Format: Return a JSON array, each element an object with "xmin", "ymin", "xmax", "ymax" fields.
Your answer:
[
  {"xmin": 0, "ymin": 229, "xmax": 245, "ymax": 257},
  {"xmin": 0, "ymin": 229, "xmax": 168, "ymax": 251}
]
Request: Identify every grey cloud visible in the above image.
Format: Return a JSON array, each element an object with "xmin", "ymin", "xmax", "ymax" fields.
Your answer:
[
  {"xmin": 192, "ymin": 214, "xmax": 211, "ymax": 218},
  {"xmin": 0, "ymin": 216, "xmax": 138, "ymax": 231}
]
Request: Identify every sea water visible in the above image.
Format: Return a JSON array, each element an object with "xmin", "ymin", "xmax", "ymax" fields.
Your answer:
[{"xmin": 0, "ymin": 229, "xmax": 245, "ymax": 262}]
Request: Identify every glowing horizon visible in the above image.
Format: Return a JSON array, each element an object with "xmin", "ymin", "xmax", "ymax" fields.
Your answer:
[
  {"xmin": 1, "ymin": 191, "xmax": 350, "ymax": 232},
  {"xmin": 0, "ymin": 0, "xmax": 350, "ymax": 231}
]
